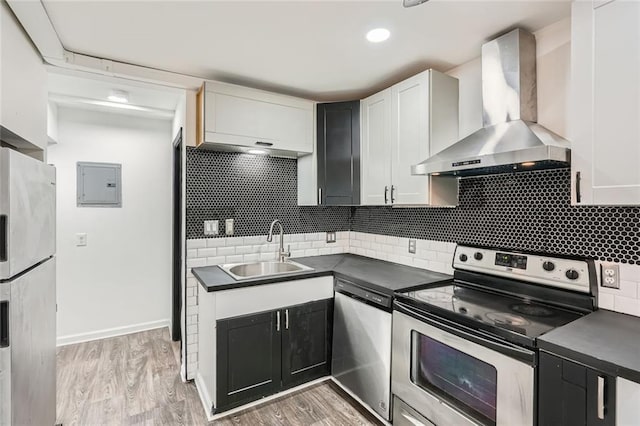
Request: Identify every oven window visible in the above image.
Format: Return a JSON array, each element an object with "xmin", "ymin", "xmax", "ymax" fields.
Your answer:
[{"xmin": 411, "ymin": 331, "xmax": 497, "ymax": 425}]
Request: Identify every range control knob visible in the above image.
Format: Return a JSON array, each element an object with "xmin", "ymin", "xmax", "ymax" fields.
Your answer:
[
  {"xmin": 565, "ymin": 269, "xmax": 580, "ymax": 280},
  {"xmin": 459, "ymin": 254, "xmax": 468, "ymax": 262},
  {"xmin": 542, "ymin": 261, "xmax": 555, "ymax": 272},
  {"xmin": 474, "ymin": 252, "xmax": 483, "ymax": 261}
]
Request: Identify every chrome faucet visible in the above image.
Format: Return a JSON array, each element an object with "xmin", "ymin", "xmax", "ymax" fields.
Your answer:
[{"xmin": 267, "ymin": 219, "xmax": 290, "ymax": 262}]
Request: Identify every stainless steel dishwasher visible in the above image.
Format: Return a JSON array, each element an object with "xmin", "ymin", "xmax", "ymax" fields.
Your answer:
[{"xmin": 332, "ymin": 277, "xmax": 393, "ymax": 421}]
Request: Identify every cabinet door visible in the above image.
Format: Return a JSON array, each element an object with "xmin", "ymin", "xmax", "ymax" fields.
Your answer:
[
  {"xmin": 361, "ymin": 89, "xmax": 392, "ymax": 205},
  {"xmin": 538, "ymin": 352, "xmax": 615, "ymax": 426},
  {"xmin": 281, "ymin": 299, "xmax": 333, "ymax": 389},
  {"xmin": 203, "ymin": 83, "xmax": 313, "ymax": 154},
  {"xmin": 571, "ymin": 0, "xmax": 640, "ymax": 205},
  {"xmin": 391, "ymin": 71, "xmax": 431, "ymax": 205},
  {"xmin": 317, "ymin": 101, "xmax": 360, "ymax": 205},
  {"xmin": 216, "ymin": 310, "xmax": 282, "ymax": 411}
]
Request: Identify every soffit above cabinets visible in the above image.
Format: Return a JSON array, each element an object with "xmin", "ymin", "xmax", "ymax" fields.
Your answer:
[
  {"xmin": 47, "ymin": 71, "xmax": 183, "ymax": 120},
  {"xmin": 40, "ymin": 1, "xmax": 570, "ymax": 101}
]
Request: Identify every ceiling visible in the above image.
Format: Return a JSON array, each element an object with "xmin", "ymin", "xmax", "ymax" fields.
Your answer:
[{"xmin": 42, "ymin": 0, "xmax": 571, "ymax": 101}]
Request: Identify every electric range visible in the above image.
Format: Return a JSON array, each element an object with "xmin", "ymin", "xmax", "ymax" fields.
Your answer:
[{"xmin": 391, "ymin": 245, "xmax": 598, "ymax": 426}]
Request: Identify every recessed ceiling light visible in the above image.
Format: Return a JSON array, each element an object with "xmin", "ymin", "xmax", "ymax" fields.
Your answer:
[
  {"xmin": 366, "ymin": 28, "xmax": 390, "ymax": 43},
  {"xmin": 108, "ymin": 89, "xmax": 129, "ymax": 103},
  {"xmin": 247, "ymin": 149, "xmax": 268, "ymax": 155},
  {"xmin": 521, "ymin": 162, "xmax": 536, "ymax": 167}
]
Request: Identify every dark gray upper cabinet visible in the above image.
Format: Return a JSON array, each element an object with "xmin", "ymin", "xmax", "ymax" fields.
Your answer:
[{"xmin": 317, "ymin": 101, "xmax": 360, "ymax": 205}]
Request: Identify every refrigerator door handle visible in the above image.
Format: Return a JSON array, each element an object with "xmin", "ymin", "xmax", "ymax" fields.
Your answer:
[
  {"xmin": 0, "ymin": 301, "xmax": 8, "ymax": 348},
  {"xmin": 0, "ymin": 215, "xmax": 6, "ymax": 262}
]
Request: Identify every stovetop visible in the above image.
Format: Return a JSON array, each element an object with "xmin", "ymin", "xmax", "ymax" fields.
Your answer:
[{"xmin": 396, "ymin": 281, "xmax": 585, "ymax": 348}]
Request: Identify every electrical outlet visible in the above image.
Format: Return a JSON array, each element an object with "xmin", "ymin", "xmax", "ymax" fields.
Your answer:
[
  {"xmin": 326, "ymin": 231, "xmax": 336, "ymax": 243},
  {"xmin": 225, "ymin": 219, "xmax": 234, "ymax": 236},
  {"xmin": 601, "ymin": 263, "xmax": 620, "ymax": 289},
  {"xmin": 204, "ymin": 220, "xmax": 219, "ymax": 236},
  {"xmin": 75, "ymin": 233, "xmax": 87, "ymax": 247},
  {"xmin": 408, "ymin": 239, "xmax": 416, "ymax": 254}
]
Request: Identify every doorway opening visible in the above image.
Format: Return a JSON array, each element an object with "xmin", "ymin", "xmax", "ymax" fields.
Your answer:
[{"xmin": 172, "ymin": 128, "xmax": 183, "ymax": 344}]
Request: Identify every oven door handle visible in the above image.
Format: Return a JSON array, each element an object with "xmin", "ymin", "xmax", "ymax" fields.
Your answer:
[{"xmin": 394, "ymin": 300, "xmax": 536, "ymax": 365}]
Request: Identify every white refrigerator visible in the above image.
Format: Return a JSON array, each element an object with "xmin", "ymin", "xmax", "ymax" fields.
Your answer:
[{"xmin": 0, "ymin": 147, "xmax": 56, "ymax": 425}]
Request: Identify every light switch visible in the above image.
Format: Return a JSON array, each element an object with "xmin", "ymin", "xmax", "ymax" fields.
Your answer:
[
  {"xmin": 408, "ymin": 239, "xmax": 416, "ymax": 254},
  {"xmin": 225, "ymin": 219, "xmax": 234, "ymax": 236},
  {"xmin": 76, "ymin": 233, "xmax": 87, "ymax": 247},
  {"xmin": 204, "ymin": 220, "xmax": 219, "ymax": 236},
  {"xmin": 326, "ymin": 232, "xmax": 336, "ymax": 243}
]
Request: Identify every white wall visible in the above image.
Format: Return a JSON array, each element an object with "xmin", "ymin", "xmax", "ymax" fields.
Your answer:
[
  {"xmin": 49, "ymin": 107, "xmax": 173, "ymax": 345},
  {"xmin": 0, "ymin": 0, "xmax": 47, "ymax": 153},
  {"xmin": 446, "ymin": 18, "xmax": 572, "ymax": 139}
]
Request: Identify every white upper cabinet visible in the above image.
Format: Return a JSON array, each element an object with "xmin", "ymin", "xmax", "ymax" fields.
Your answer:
[
  {"xmin": 0, "ymin": 1, "xmax": 47, "ymax": 156},
  {"xmin": 571, "ymin": 0, "xmax": 640, "ymax": 205},
  {"xmin": 361, "ymin": 70, "xmax": 459, "ymax": 206},
  {"xmin": 361, "ymin": 88, "xmax": 393, "ymax": 205},
  {"xmin": 197, "ymin": 81, "xmax": 314, "ymax": 156}
]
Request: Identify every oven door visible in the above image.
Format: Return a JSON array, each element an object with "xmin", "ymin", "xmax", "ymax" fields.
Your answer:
[{"xmin": 392, "ymin": 303, "xmax": 535, "ymax": 426}]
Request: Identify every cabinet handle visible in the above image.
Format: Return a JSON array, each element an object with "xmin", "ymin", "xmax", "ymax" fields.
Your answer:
[
  {"xmin": 285, "ymin": 309, "xmax": 289, "ymax": 330},
  {"xmin": 276, "ymin": 311, "xmax": 281, "ymax": 331},
  {"xmin": 576, "ymin": 171, "xmax": 581, "ymax": 203},
  {"xmin": 255, "ymin": 141, "xmax": 273, "ymax": 147},
  {"xmin": 0, "ymin": 301, "xmax": 8, "ymax": 348},
  {"xmin": 0, "ymin": 215, "xmax": 6, "ymax": 262},
  {"xmin": 597, "ymin": 375, "xmax": 605, "ymax": 420},
  {"xmin": 391, "ymin": 185, "xmax": 396, "ymax": 204},
  {"xmin": 384, "ymin": 186, "xmax": 389, "ymax": 204}
]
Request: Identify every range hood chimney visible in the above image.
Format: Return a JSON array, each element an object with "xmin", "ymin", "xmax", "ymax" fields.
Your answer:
[{"xmin": 412, "ymin": 28, "xmax": 571, "ymax": 177}]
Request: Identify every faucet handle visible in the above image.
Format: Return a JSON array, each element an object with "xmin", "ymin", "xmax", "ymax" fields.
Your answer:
[{"xmin": 285, "ymin": 244, "xmax": 291, "ymax": 258}]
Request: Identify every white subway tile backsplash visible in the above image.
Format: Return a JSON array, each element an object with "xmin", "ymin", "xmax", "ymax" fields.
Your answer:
[
  {"xmin": 197, "ymin": 247, "xmax": 217, "ymax": 258},
  {"xmin": 599, "ymin": 293, "xmax": 615, "ymax": 310},
  {"xmin": 614, "ymin": 296, "xmax": 640, "ymax": 316},
  {"xmin": 243, "ymin": 253, "xmax": 260, "ymax": 262},
  {"xmin": 206, "ymin": 256, "xmax": 226, "ymax": 265},
  {"xmin": 186, "ymin": 258, "xmax": 207, "ymax": 268},
  {"xmin": 217, "ymin": 246, "xmax": 236, "ymax": 256},
  {"xmin": 304, "ymin": 248, "xmax": 319, "ymax": 256},
  {"xmin": 186, "ymin": 239, "xmax": 206, "ymax": 249},
  {"xmin": 206, "ymin": 238, "xmax": 226, "ymax": 248}
]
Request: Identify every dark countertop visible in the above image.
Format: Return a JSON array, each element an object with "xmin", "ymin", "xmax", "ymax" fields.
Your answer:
[
  {"xmin": 192, "ymin": 254, "xmax": 452, "ymax": 296},
  {"xmin": 538, "ymin": 309, "xmax": 640, "ymax": 383}
]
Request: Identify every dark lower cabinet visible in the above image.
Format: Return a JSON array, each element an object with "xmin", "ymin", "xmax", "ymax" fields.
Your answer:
[
  {"xmin": 538, "ymin": 351, "xmax": 616, "ymax": 426},
  {"xmin": 216, "ymin": 310, "xmax": 281, "ymax": 411},
  {"xmin": 317, "ymin": 101, "xmax": 360, "ymax": 205},
  {"xmin": 216, "ymin": 299, "xmax": 333, "ymax": 413},
  {"xmin": 282, "ymin": 299, "xmax": 333, "ymax": 389}
]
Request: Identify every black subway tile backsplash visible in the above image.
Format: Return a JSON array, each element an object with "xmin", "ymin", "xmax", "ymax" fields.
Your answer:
[
  {"xmin": 186, "ymin": 148, "xmax": 639, "ymax": 264},
  {"xmin": 186, "ymin": 148, "xmax": 350, "ymax": 238}
]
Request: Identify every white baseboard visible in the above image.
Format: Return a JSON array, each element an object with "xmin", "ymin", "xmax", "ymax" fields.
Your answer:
[
  {"xmin": 56, "ymin": 319, "xmax": 170, "ymax": 346},
  {"xmin": 194, "ymin": 371, "xmax": 214, "ymax": 422}
]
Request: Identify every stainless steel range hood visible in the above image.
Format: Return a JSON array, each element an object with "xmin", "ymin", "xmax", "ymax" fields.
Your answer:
[{"xmin": 412, "ymin": 29, "xmax": 571, "ymax": 177}]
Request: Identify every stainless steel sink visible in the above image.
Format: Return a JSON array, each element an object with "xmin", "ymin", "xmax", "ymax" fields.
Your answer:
[{"xmin": 219, "ymin": 260, "xmax": 314, "ymax": 281}]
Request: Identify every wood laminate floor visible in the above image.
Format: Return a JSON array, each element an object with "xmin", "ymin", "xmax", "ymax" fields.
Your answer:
[{"xmin": 56, "ymin": 328, "xmax": 381, "ymax": 426}]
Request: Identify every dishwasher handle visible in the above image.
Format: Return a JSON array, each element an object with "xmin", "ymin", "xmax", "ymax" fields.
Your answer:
[{"xmin": 334, "ymin": 278, "xmax": 392, "ymax": 310}]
